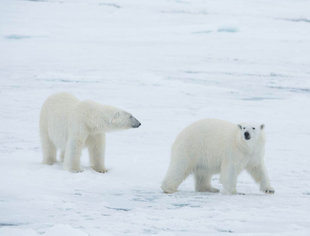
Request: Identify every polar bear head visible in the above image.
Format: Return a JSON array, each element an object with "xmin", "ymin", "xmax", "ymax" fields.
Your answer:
[
  {"xmin": 110, "ymin": 110, "xmax": 141, "ymax": 130},
  {"xmin": 80, "ymin": 101, "xmax": 141, "ymax": 132},
  {"xmin": 237, "ymin": 123, "xmax": 265, "ymax": 143}
]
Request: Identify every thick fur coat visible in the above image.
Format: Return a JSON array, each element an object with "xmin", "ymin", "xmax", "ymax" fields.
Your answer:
[
  {"xmin": 40, "ymin": 93, "xmax": 141, "ymax": 172},
  {"xmin": 161, "ymin": 119, "xmax": 274, "ymax": 194}
]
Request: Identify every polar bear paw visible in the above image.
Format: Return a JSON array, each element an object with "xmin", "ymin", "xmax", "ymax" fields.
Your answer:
[
  {"xmin": 93, "ymin": 167, "xmax": 108, "ymax": 173},
  {"xmin": 42, "ymin": 159, "xmax": 56, "ymax": 165},
  {"xmin": 197, "ymin": 186, "xmax": 220, "ymax": 193},
  {"xmin": 162, "ymin": 189, "xmax": 177, "ymax": 194},
  {"xmin": 70, "ymin": 168, "xmax": 83, "ymax": 173},
  {"xmin": 64, "ymin": 166, "xmax": 83, "ymax": 173},
  {"xmin": 161, "ymin": 183, "xmax": 178, "ymax": 194},
  {"xmin": 222, "ymin": 188, "xmax": 237, "ymax": 195},
  {"xmin": 206, "ymin": 187, "xmax": 220, "ymax": 193},
  {"xmin": 264, "ymin": 188, "xmax": 275, "ymax": 194}
]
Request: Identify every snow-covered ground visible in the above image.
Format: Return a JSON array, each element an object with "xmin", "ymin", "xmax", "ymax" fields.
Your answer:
[{"xmin": 1, "ymin": 0, "xmax": 310, "ymax": 235}]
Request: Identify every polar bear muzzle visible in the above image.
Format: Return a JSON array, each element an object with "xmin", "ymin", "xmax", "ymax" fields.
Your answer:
[{"xmin": 130, "ymin": 115, "xmax": 141, "ymax": 128}]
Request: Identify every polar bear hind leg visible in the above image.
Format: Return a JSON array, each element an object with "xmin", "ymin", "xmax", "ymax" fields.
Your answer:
[
  {"xmin": 40, "ymin": 132, "xmax": 57, "ymax": 165},
  {"xmin": 194, "ymin": 168, "xmax": 219, "ymax": 192},
  {"xmin": 87, "ymin": 134, "xmax": 107, "ymax": 173},
  {"xmin": 161, "ymin": 152, "xmax": 195, "ymax": 193},
  {"xmin": 64, "ymin": 138, "xmax": 83, "ymax": 172},
  {"xmin": 60, "ymin": 150, "xmax": 65, "ymax": 162}
]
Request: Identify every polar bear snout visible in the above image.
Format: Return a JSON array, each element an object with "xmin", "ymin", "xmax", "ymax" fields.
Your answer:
[
  {"xmin": 130, "ymin": 116, "xmax": 141, "ymax": 128},
  {"xmin": 244, "ymin": 131, "xmax": 251, "ymax": 140},
  {"xmin": 132, "ymin": 121, "xmax": 141, "ymax": 128}
]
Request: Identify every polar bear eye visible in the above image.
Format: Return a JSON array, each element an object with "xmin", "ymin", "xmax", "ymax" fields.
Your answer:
[{"xmin": 252, "ymin": 127, "xmax": 255, "ymax": 130}]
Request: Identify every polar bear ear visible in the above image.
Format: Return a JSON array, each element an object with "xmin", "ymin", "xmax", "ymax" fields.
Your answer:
[
  {"xmin": 237, "ymin": 124, "xmax": 242, "ymax": 130},
  {"xmin": 260, "ymin": 124, "xmax": 265, "ymax": 130}
]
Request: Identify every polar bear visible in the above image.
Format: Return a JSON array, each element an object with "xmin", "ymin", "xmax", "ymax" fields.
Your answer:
[
  {"xmin": 40, "ymin": 93, "xmax": 141, "ymax": 172},
  {"xmin": 161, "ymin": 119, "xmax": 274, "ymax": 194}
]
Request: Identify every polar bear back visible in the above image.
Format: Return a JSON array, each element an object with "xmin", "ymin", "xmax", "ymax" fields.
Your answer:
[
  {"xmin": 172, "ymin": 119, "xmax": 241, "ymax": 167},
  {"xmin": 40, "ymin": 93, "xmax": 79, "ymax": 150}
]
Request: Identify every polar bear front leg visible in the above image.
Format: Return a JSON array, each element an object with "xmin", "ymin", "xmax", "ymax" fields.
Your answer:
[
  {"xmin": 246, "ymin": 163, "xmax": 274, "ymax": 194},
  {"xmin": 64, "ymin": 138, "xmax": 83, "ymax": 172},
  {"xmin": 220, "ymin": 160, "xmax": 238, "ymax": 194},
  {"xmin": 87, "ymin": 134, "xmax": 107, "ymax": 173}
]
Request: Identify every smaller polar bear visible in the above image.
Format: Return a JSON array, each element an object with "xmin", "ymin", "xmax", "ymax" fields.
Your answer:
[
  {"xmin": 161, "ymin": 119, "xmax": 274, "ymax": 194},
  {"xmin": 40, "ymin": 93, "xmax": 141, "ymax": 172}
]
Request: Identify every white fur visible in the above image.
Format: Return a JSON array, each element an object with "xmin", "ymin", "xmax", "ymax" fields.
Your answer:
[
  {"xmin": 40, "ymin": 92, "xmax": 141, "ymax": 172},
  {"xmin": 161, "ymin": 119, "xmax": 274, "ymax": 194}
]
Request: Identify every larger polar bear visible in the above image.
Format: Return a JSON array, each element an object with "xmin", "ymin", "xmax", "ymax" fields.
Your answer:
[
  {"xmin": 40, "ymin": 93, "xmax": 141, "ymax": 172},
  {"xmin": 161, "ymin": 119, "xmax": 274, "ymax": 194}
]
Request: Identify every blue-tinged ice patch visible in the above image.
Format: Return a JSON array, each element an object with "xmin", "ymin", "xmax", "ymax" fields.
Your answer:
[
  {"xmin": 183, "ymin": 70, "xmax": 202, "ymax": 74},
  {"xmin": 242, "ymin": 97, "xmax": 278, "ymax": 101},
  {"xmin": 161, "ymin": 10, "xmax": 208, "ymax": 15},
  {"xmin": 25, "ymin": 0, "xmax": 47, "ymax": 2},
  {"xmin": 5, "ymin": 34, "xmax": 32, "ymax": 40},
  {"xmin": 40, "ymin": 78, "xmax": 100, "ymax": 84},
  {"xmin": 278, "ymin": 18, "xmax": 310, "ymax": 23},
  {"xmin": 36, "ymin": 73, "xmax": 101, "ymax": 84},
  {"xmin": 217, "ymin": 26, "xmax": 239, "ymax": 33},
  {"xmin": 105, "ymin": 207, "xmax": 131, "ymax": 211},
  {"xmin": 99, "ymin": 3, "xmax": 121, "ymax": 8},
  {"xmin": 270, "ymin": 72, "xmax": 286, "ymax": 77},
  {"xmin": 216, "ymin": 228, "xmax": 234, "ymax": 233},
  {"xmin": 192, "ymin": 30, "xmax": 213, "ymax": 34},
  {"xmin": 269, "ymin": 86, "xmax": 310, "ymax": 94},
  {"xmin": 172, "ymin": 203, "xmax": 190, "ymax": 208},
  {"xmin": 0, "ymin": 223, "xmax": 22, "ymax": 227}
]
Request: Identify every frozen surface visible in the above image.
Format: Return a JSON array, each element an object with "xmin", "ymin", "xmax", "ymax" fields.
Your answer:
[{"xmin": 1, "ymin": 0, "xmax": 310, "ymax": 235}]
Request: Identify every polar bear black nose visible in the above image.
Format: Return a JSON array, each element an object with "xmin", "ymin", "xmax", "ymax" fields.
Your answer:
[
  {"xmin": 244, "ymin": 131, "xmax": 250, "ymax": 140},
  {"xmin": 132, "ymin": 121, "xmax": 141, "ymax": 128}
]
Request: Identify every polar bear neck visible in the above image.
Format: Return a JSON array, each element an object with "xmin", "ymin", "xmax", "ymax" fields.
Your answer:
[{"xmin": 78, "ymin": 101, "xmax": 116, "ymax": 133}]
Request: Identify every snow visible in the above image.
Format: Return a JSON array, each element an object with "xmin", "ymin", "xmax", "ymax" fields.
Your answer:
[{"xmin": 0, "ymin": 0, "xmax": 310, "ymax": 235}]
